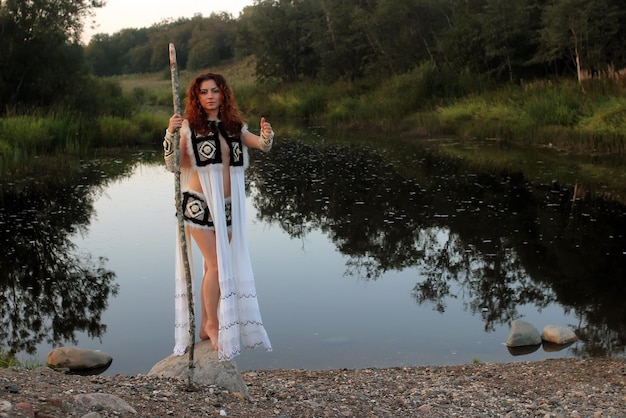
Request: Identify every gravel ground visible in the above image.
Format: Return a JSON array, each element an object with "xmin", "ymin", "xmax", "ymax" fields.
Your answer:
[{"xmin": 1, "ymin": 358, "xmax": 625, "ymax": 417}]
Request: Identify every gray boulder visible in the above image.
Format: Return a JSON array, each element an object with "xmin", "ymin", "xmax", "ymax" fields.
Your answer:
[
  {"xmin": 46, "ymin": 347, "xmax": 112, "ymax": 375},
  {"xmin": 506, "ymin": 319, "xmax": 542, "ymax": 347},
  {"xmin": 148, "ymin": 340, "xmax": 249, "ymax": 398}
]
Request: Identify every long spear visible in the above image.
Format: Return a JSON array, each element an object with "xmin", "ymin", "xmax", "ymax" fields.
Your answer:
[{"xmin": 168, "ymin": 43, "xmax": 196, "ymax": 385}]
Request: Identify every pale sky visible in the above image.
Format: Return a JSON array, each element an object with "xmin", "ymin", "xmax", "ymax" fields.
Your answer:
[{"xmin": 83, "ymin": 0, "xmax": 255, "ymax": 43}]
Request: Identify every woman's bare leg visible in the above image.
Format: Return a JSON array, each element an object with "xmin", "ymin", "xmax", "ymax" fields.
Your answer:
[{"xmin": 188, "ymin": 227, "xmax": 220, "ymax": 351}]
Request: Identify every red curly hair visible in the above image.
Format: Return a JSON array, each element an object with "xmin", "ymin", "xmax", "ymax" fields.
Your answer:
[{"xmin": 184, "ymin": 72, "xmax": 244, "ymax": 135}]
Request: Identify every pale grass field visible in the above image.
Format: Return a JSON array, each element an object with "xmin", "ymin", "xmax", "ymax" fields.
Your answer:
[{"xmin": 112, "ymin": 56, "xmax": 257, "ymax": 97}]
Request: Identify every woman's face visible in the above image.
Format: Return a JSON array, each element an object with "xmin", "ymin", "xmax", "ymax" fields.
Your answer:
[{"xmin": 198, "ymin": 79, "xmax": 222, "ymax": 117}]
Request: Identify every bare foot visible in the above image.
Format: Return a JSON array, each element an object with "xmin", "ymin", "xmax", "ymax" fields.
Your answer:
[
  {"xmin": 200, "ymin": 326, "xmax": 219, "ymax": 351},
  {"xmin": 208, "ymin": 329, "xmax": 218, "ymax": 351}
]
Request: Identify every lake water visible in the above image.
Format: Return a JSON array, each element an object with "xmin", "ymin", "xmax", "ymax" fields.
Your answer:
[{"xmin": 2, "ymin": 133, "xmax": 625, "ymax": 375}]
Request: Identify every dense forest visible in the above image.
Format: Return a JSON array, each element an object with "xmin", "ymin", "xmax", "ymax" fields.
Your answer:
[
  {"xmin": 84, "ymin": 0, "xmax": 626, "ymax": 84},
  {"xmin": 2, "ymin": 0, "xmax": 626, "ymax": 112}
]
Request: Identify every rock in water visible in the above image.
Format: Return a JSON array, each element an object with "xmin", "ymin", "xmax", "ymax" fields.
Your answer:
[
  {"xmin": 506, "ymin": 319, "xmax": 542, "ymax": 347},
  {"xmin": 148, "ymin": 340, "xmax": 249, "ymax": 398},
  {"xmin": 46, "ymin": 347, "xmax": 113, "ymax": 375},
  {"xmin": 542, "ymin": 324, "xmax": 578, "ymax": 345}
]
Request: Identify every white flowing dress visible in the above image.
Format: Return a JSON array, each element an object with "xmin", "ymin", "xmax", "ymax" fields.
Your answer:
[{"xmin": 172, "ymin": 122, "xmax": 272, "ymax": 361}]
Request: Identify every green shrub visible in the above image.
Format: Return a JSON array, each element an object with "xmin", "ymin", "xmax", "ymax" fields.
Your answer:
[
  {"xmin": 95, "ymin": 112, "xmax": 166, "ymax": 148},
  {"xmin": 133, "ymin": 111, "xmax": 169, "ymax": 146},
  {"xmin": 0, "ymin": 349, "xmax": 19, "ymax": 368},
  {"xmin": 521, "ymin": 86, "xmax": 586, "ymax": 127},
  {"xmin": 67, "ymin": 77, "xmax": 136, "ymax": 117},
  {"xmin": 96, "ymin": 116, "xmax": 140, "ymax": 147},
  {"xmin": 0, "ymin": 116, "xmax": 52, "ymax": 153},
  {"xmin": 580, "ymin": 98, "xmax": 626, "ymax": 134}
]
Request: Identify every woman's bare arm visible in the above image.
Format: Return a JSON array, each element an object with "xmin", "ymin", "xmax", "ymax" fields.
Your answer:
[{"xmin": 243, "ymin": 117, "xmax": 274, "ymax": 152}]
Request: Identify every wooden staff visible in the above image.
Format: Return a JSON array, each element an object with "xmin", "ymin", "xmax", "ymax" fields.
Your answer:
[{"xmin": 169, "ymin": 43, "xmax": 196, "ymax": 385}]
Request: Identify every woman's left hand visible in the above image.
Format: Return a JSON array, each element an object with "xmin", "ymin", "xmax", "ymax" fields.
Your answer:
[{"xmin": 260, "ymin": 117, "xmax": 272, "ymax": 137}]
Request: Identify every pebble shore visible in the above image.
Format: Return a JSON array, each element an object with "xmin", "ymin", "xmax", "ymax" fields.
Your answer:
[{"xmin": 1, "ymin": 358, "xmax": 625, "ymax": 417}]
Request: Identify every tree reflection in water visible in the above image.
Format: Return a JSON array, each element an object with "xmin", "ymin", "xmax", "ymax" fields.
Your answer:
[
  {"xmin": 0, "ymin": 157, "xmax": 138, "ymax": 355},
  {"xmin": 248, "ymin": 137, "xmax": 626, "ymax": 359}
]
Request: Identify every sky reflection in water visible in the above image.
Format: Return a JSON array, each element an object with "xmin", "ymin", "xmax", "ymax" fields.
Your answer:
[{"xmin": 26, "ymin": 155, "xmax": 595, "ymax": 375}]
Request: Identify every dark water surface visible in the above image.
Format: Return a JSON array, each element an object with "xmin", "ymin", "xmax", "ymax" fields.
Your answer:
[{"xmin": 1, "ymin": 130, "xmax": 625, "ymax": 375}]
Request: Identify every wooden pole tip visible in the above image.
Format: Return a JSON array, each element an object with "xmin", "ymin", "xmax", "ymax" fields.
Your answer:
[{"xmin": 169, "ymin": 43, "xmax": 177, "ymax": 65}]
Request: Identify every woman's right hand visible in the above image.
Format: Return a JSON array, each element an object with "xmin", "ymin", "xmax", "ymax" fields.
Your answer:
[{"xmin": 168, "ymin": 114, "xmax": 183, "ymax": 133}]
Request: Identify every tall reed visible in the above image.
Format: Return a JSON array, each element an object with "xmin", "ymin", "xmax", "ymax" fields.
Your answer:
[
  {"xmin": 0, "ymin": 115, "xmax": 84, "ymax": 170},
  {"xmin": 0, "ymin": 110, "xmax": 165, "ymax": 173}
]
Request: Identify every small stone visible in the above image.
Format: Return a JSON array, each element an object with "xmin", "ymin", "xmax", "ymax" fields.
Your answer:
[
  {"xmin": 74, "ymin": 393, "xmax": 137, "ymax": 414},
  {"xmin": 230, "ymin": 392, "xmax": 245, "ymax": 400},
  {"xmin": 44, "ymin": 398, "xmax": 63, "ymax": 408},
  {"xmin": 0, "ymin": 400, "xmax": 12, "ymax": 413},
  {"xmin": 418, "ymin": 403, "xmax": 433, "ymax": 412},
  {"xmin": 15, "ymin": 403, "xmax": 34, "ymax": 418}
]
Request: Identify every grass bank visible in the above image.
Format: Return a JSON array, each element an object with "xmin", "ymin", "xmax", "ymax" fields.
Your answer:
[
  {"xmin": 2, "ymin": 57, "xmax": 626, "ymax": 174},
  {"xmin": 427, "ymin": 79, "xmax": 626, "ymax": 155},
  {"xmin": 0, "ymin": 112, "xmax": 163, "ymax": 173},
  {"xmin": 249, "ymin": 71, "xmax": 626, "ymax": 156},
  {"xmin": 0, "ymin": 58, "xmax": 259, "ymax": 173},
  {"xmin": 219, "ymin": 60, "xmax": 626, "ymax": 156}
]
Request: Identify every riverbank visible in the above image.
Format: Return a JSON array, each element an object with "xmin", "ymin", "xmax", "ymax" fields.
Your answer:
[
  {"xmin": 4, "ymin": 61, "xmax": 626, "ymax": 177},
  {"xmin": 1, "ymin": 358, "xmax": 624, "ymax": 417}
]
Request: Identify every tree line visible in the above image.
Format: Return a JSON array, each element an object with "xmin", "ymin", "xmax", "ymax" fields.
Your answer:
[
  {"xmin": 84, "ymin": 12, "xmax": 238, "ymax": 76},
  {"xmin": 2, "ymin": 0, "xmax": 626, "ymax": 112},
  {"xmin": 84, "ymin": 0, "xmax": 626, "ymax": 83}
]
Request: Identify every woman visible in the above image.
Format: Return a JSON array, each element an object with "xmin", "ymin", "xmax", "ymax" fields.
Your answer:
[{"xmin": 163, "ymin": 72, "xmax": 273, "ymax": 361}]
